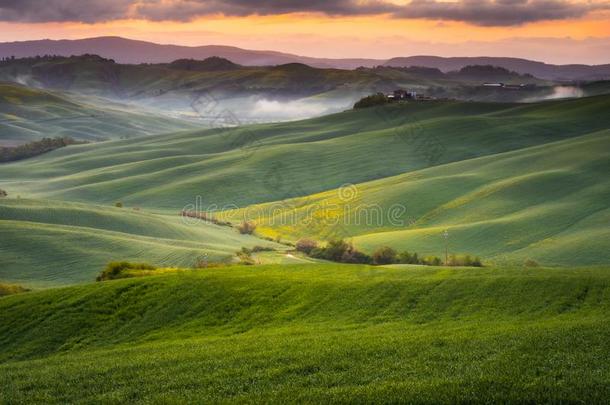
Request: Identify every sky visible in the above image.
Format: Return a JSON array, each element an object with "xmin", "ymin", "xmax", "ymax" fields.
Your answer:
[{"xmin": 0, "ymin": 0, "xmax": 609, "ymax": 64}]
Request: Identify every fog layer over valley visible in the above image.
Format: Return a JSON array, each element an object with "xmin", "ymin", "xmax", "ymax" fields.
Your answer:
[{"xmin": 0, "ymin": 55, "xmax": 579, "ymax": 128}]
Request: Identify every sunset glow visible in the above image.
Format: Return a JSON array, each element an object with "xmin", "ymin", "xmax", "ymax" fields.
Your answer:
[{"xmin": 0, "ymin": 1, "xmax": 609, "ymax": 64}]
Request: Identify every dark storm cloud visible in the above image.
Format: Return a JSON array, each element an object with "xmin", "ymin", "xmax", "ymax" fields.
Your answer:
[
  {"xmin": 133, "ymin": 0, "xmax": 395, "ymax": 20},
  {"xmin": 393, "ymin": 0, "xmax": 605, "ymax": 26},
  {"xmin": 0, "ymin": 0, "xmax": 132, "ymax": 23},
  {"xmin": 0, "ymin": 0, "xmax": 607, "ymax": 26}
]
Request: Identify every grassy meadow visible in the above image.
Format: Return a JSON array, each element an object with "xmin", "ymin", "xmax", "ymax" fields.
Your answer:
[
  {"xmin": 2, "ymin": 95, "xmax": 609, "ymax": 209},
  {"xmin": 228, "ymin": 130, "xmax": 610, "ymax": 266},
  {"xmin": 0, "ymin": 198, "xmax": 285, "ymax": 287},
  {"xmin": 1, "ymin": 85, "xmax": 609, "ymax": 403},
  {"xmin": 0, "ymin": 96, "xmax": 609, "ymax": 279},
  {"xmin": 0, "ymin": 264, "xmax": 609, "ymax": 402}
]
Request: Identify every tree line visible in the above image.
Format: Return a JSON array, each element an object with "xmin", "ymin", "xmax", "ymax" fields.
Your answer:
[
  {"xmin": 0, "ymin": 137, "xmax": 83, "ymax": 163},
  {"xmin": 296, "ymin": 238, "xmax": 482, "ymax": 267}
]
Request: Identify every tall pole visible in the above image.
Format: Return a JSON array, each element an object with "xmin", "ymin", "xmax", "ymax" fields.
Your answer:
[{"xmin": 443, "ymin": 229, "xmax": 449, "ymax": 265}]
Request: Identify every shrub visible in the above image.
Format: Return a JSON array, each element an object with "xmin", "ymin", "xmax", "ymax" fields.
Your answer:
[
  {"xmin": 236, "ymin": 247, "xmax": 256, "ymax": 265},
  {"xmin": 296, "ymin": 238, "xmax": 318, "ymax": 254},
  {"xmin": 411, "ymin": 252, "xmax": 419, "ymax": 264},
  {"xmin": 447, "ymin": 254, "xmax": 483, "ymax": 267},
  {"xmin": 96, "ymin": 261, "xmax": 156, "ymax": 281},
  {"xmin": 524, "ymin": 259, "xmax": 539, "ymax": 267},
  {"xmin": 180, "ymin": 210, "xmax": 232, "ymax": 227},
  {"xmin": 354, "ymin": 93, "xmax": 388, "ymax": 109},
  {"xmin": 240, "ymin": 246, "xmax": 275, "ymax": 255},
  {"xmin": 422, "ymin": 256, "xmax": 443, "ymax": 266},
  {"xmin": 372, "ymin": 246, "xmax": 398, "ymax": 265},
  {"xmin": 194, "ymin": 256, "xmax": 210, "ymax": 268},
  {"xmin": 237, "ymin": 220, "xmax": 257, "ymax": 235},
  {"xmin": 0, "ymin": 189, "xmax": 7, "ymax": 198},
  {"xmin": 115, "ymin": 202, "xmax": 123, "ymax": 208},
  {"xmin": 341, "ymin": 248, "xmax": 372, "ymax": 264},
  {"xmin": 321, "ymin": 239, "xmax": 352, "ymax": 262},
  {"xmin": 0, "ymin": 283, "xmax": 29, "ymax": 296},
  {"xmin": 251, "ymin": 245, "xmax": 275, "ymax": 253},
  {"xmin": 308, "ymin": 247, "xmax": 326, "ymax": 259},
  {"xmin": 398, "ymin": 251, "xmax": 422, "ymax": 264}
]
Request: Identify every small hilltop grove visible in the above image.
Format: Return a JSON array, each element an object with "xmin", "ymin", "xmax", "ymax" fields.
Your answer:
[{"xmin": 0, "ymin": 137, "xmax": 84, "ymax": 163}]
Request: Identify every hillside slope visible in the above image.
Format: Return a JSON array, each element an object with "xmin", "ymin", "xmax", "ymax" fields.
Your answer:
[
  {"xmin": 2, "ymin": 96, "xmax": 608, "ymax": 210},
  {"xmin": 0, "ymin": 199, "xmax": 283, "ymax": 286},
  {"xmin": 0, "ymin": 265, "xmax": 609, "ymax": 402},
  {"xmin": 230, "ymin": 130, "xmax": 610, "ymax": 266},
  {"xmin": 0, "ymin": 82, "xmax": 199, "ymax": 144}
]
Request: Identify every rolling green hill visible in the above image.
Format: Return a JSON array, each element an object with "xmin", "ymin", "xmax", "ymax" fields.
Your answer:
[
  {"xmin": 1, "ymin": 95, "xmax": 609, "ymax": 270},
  {"xmin": 1, "ymin": 264, "xmax": 609, "ymax": 402},
  {"xmin": 230, "ymin": 130, "xmax": 609, "ymax": 266},
  {"xmin": 2, "ymin": 96, "xmax": 608, "ymax": 210},
  {"xmin": 0, "ymin": 82, "xmax": 199, "ymax": 145},
  {"xmin": 0, "ymin": 198, "xmax": 285, "ymax": 287}
]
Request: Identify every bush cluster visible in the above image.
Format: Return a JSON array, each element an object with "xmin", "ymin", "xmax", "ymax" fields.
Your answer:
[
  {"xmin": 237, "ymin": 221, "xmax": 257, "ymax": 235},
  {"xmin": 308, "ymin": 239, "xmax": 371, "ymax": 264},
  {"xmin": 180, "ymin": 210, "xmax": 232, "ymax": 227},
  {"xmin": 236, "ymin": 247, "xmax": 256, "ymax": 265},
  {"xmin": 244, "ymin": 245, "xmax": 275, "ymax": 253},
  {"xmin": 447, "ymin": 254, "xmax": 483, "ymax": 267},
  {"xmin": 295, "ymin": 238, "xmax": 318, "ymax": 254},
  {"xmin": 0, "ymin": 283, "xmax": 29, "ymax": 297},
  {"xmin": 96, "ymin": 261, "xmax": 157, "ymax": 281},
  {"xmin": 297, "ymin": 238, "xmax": 482, "ymax": 267}
]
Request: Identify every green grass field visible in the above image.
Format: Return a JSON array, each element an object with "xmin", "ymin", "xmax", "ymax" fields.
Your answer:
[
  {"xmin": 229, "ymin": 130, "xmax": 610, "ymax": 266},
  {"xmin": 1, "ymin": 95, "xmax": 609, "ymax": 276},
  {"xmin": 2, "ymin": 95, "xmax": 609, "ymax": 209},
  {"xmin": 0, "ymin": 198, "xmax": 285, "ymax": 287},
  {"xmin": 1, "ymin": 264, "xmax": 608, "ymax": 403},
  {"xmin": 0, "ymin": 80, "xmax": 609, "ymax": 404}
]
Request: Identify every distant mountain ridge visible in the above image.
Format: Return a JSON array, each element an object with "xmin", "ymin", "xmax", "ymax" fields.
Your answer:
[
  {"xmin": 1, "ymin": 36, "xmax": 609, "ymax": 80},
  {"xmin": 385, "ymin": 56, "xmax": 610, "ymax": 81},
  {"xmin": 0, "ymin": 36, "xmax": 383, "ymax": 70}
]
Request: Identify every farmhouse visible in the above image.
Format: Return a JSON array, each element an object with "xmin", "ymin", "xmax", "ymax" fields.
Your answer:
[
  {"xmin": 388, "ymin": 89, "xmax": 418, "ymax": 100},
  {"xmin": 483, "ymin": 82, "xmax": 527, "ymax": 90}
]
